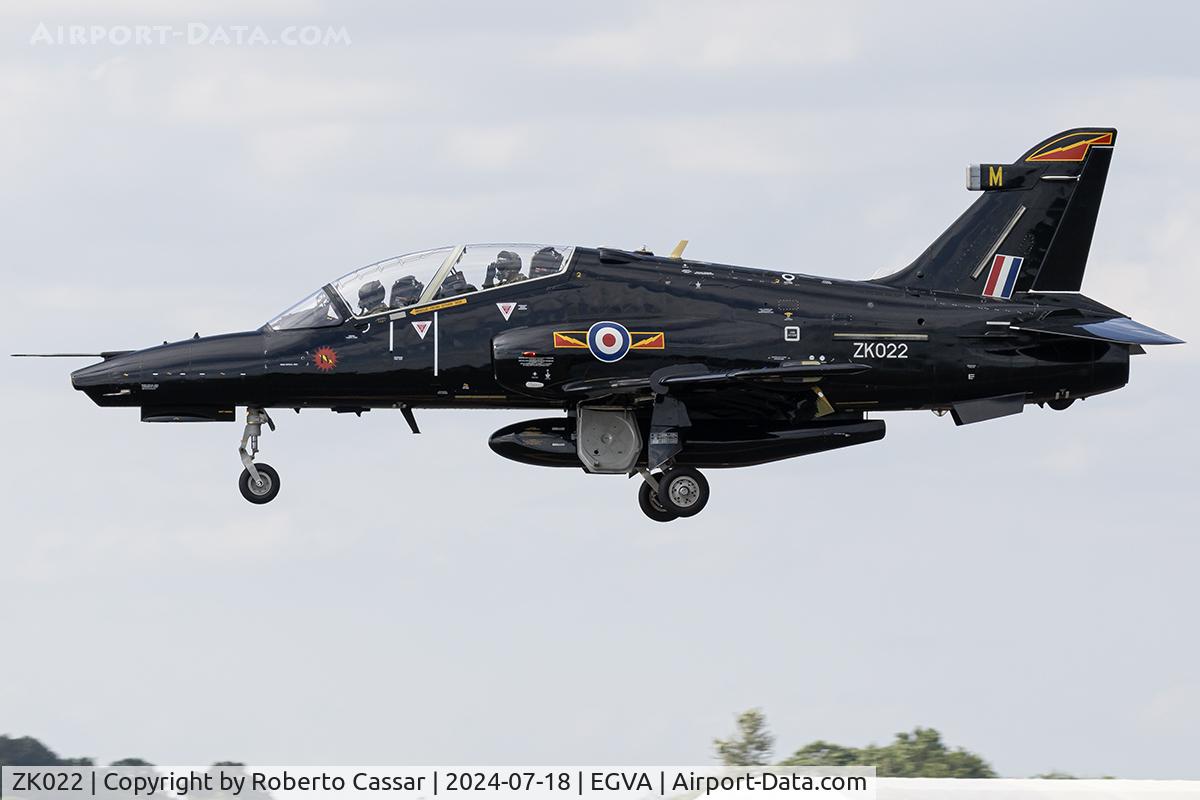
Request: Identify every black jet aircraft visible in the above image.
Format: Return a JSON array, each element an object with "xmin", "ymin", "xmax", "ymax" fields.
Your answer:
[{"xmin": 32, "ymin": 127, "xmax": 1182, "ymax": 520}]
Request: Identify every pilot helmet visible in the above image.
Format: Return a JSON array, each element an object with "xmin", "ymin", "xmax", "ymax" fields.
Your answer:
[
  {"xmin": 494, "ymin": 250, "xmax": 521, "ymax": 280},
  {"xmin": 358, "ymin": 280, "xmax": 386, "ymax": 312},
  {"xmin": 530, "ymin": 246, "xmax": 562, "ymax": 278}
]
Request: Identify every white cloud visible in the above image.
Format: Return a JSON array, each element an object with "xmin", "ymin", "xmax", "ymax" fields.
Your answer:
[
  {"xmin": 249, "ymin": 121, "xmax": 356, "ymax": 177},
  {"xmin": 1139, "ymin": 683, "xmax": 1200, "ymax": 736},
  {"xmin": 86, "ymin": 55, "xmax": 128, "ymax": 81},
  {"xmin": 167, "ymin": 67, "xmax": 419, "ymax": 124},
  {"xmin": 546, "ymin": 1, "xmax": 863, "ymax": 71},
  {"xmin": 444, "ymin": 125, "xmax": 534, "ymax": 170}
]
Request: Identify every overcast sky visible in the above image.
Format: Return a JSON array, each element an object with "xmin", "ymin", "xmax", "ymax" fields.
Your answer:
[{"xmin": 2, "ymin": 0, "xmax": 1198, "ymax": 780}]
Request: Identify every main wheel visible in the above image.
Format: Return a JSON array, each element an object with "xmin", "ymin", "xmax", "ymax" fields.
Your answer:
[
  {"xmin": 638, "ymin": 480, "xmax": 678, "ymax": 522},
  {"xmin": 656, "ymin": 467, "xmax": 709, "ymax": 518},
  {"xmin": 239, "ymin": 462, "xmax": 280, "ymax": 504}
]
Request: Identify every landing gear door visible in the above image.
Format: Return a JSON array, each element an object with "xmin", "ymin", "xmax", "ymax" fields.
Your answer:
[{"xmin": 577, "ymin": 406, "xmax": 641, "ymax": 474}]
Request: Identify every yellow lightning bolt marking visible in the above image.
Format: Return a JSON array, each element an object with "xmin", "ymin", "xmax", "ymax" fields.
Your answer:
[{"xmin": 1026, "ymin": 132, "xmax": 1112, "ymax": 162}]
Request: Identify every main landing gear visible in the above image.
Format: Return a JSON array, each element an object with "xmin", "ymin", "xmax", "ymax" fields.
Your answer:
[
  {"xmin": 637, "ymin": 466, "xmax": 711, "ymax": 522},
  {"xmin": 238, "ymin": 407, "xmax": 280, "ymax": 504}
]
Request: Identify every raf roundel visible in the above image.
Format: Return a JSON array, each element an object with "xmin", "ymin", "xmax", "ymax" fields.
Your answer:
[{"xmin": 587, "ymin": 321, "xmax": 632, "ymax": 363}]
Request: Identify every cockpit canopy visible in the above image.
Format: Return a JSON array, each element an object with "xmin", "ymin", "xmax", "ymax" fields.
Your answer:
[{"xmin": 268, "ymin": 243, "xmax": 573, "ymax": 330}]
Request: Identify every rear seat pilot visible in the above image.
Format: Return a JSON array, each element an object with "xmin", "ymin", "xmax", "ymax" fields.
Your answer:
[
  {"xmin": 529, "ymin": 246, "xmax": 563, "ymax": 278},
  {"xmin": 390, "ymin": 275, "xmax": 424, "ymax": 308},
  {"xmin": 436, "ymin": 269, "xmax": 477, "ymax": 298}
]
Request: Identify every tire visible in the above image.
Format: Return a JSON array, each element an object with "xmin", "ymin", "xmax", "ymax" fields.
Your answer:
[
  {"xmin": 638, "ymin": 480, "xmax": 678, "ymax": 522},
  {"xmin": 656, "ymin": 467, "xmax": 709, "ymax": 518},
  {"xmin": 239, "ymin": 463, "xmax": 280, "ymax": 504}
]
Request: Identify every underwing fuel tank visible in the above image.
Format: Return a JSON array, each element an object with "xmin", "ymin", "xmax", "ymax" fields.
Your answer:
[{"xmin": 488, "ymin": 417, "xmax": 886, "ymax": 470}]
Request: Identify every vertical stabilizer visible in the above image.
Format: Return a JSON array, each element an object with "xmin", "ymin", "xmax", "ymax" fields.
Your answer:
[{"xmin": 875, "ymin": 128, "xmax": 1116, "ymax": 297}]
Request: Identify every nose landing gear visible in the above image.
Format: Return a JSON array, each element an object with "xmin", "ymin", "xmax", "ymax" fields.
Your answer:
[
  {"xmin": 239, "ymin": 462, "xmax": 280, "ymax": 504},
  {"xmin": 636, "ymin": 466, "xmax": 711, "ymax": 522},
  {"xmin": 238, "ymin": 407, "xmax": 280, "ymax": 504}
]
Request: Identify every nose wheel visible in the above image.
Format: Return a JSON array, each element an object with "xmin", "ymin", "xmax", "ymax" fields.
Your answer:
[
  {"xmin": 637, "ymin": 467, "xmax": 710, "ymax": 521},
  {"xmin": 239, "ymin": 462, "xmax": 280, "ymax": 504},
  {"xmin": 237, "ymin": 407, "xmax": 281, "ymax": 504}
]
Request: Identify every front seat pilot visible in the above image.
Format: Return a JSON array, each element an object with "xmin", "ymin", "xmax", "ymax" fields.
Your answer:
[
  {"xmin": 358, "ymin": 280, "xmax": 387, "ymax": 314},
  {"xmin": 484, "ymin": 250, "xmax": 526, "ymax": 288}
]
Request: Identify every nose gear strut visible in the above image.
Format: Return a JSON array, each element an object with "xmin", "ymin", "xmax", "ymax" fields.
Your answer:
[{"xmin": 238, "ymin": 407, "xmax": 281, "ymax": 504}]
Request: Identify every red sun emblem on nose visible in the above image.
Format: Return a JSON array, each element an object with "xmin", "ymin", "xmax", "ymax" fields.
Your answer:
[{"xmin": 314, "ymin": 346, "xmax": 338, "ymax": 371}]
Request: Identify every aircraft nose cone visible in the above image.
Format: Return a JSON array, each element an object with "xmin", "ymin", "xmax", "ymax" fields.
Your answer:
[
  {"xmin": 70, "ymin": 359, "xmax": 116, "ymax": 389},
  {"xmin": 70, "ymin": 352, "xmax": 141, "ymax": 402}
]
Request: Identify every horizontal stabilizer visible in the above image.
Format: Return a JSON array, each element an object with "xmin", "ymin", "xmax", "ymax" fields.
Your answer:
[{"xmin": 1012, "ymin": 317, "xmax": 1182, "ymax": 346}]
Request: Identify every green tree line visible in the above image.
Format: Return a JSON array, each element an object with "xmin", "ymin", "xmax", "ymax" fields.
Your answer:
[
  {"xmin": 7, "ymin": 722, "xmax": 1081, "ymax": 779},
  {"xmin": 0, "ymin": 734, "xmax": 233, "ymax": 768},
  {"xmin": 713, "ymin": 709, "xmax": 997, "ymax": 778}
]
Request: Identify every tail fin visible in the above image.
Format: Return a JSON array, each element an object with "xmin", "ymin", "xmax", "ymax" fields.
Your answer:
[{"xmin": 875, "ymin": 127, "xmax": 1116, "ymax": 297}]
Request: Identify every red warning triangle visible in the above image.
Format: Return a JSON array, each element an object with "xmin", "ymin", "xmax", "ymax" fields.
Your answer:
[
  {"xmin": 497, "ymin": 302, "xmax": 516, "ymax": 321},
  {"xmin": 411, "ymin": 320, "xmax": 431, "ymax": 340}
]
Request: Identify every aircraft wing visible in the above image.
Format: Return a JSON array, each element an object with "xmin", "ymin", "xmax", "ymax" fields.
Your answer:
[
  {"xmin": 1010, "ymin": 316, "xmax": 1182, "ymax": 345},
  {"xmin": 561, "ymin": 361, "xmax": 870, "ymax": 396}
]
